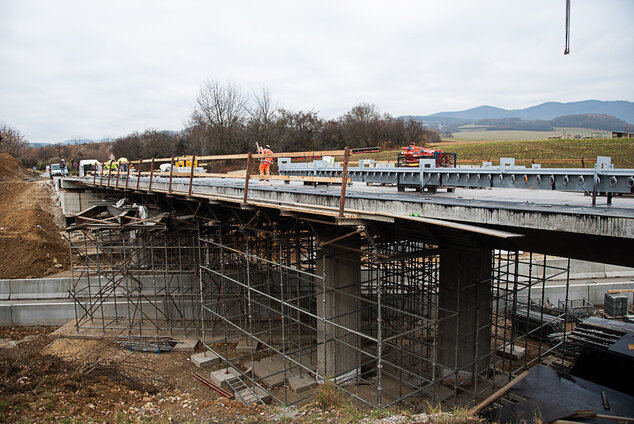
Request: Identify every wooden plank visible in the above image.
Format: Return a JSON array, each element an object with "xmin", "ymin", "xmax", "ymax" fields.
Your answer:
[
  {"xmin": 470, "ymin": 371, "xmax": 529, "ymax": 413},
  {"xmin": 402, "ymin": 215, "xmax": 523, "ymax": 239},
  {"xmin": 144, "ymin": 171, "xmax": 347, "ymax": 183},
  {"xmin": 140, "ymin": 149, "xmax": 350, "ymax": 163}
]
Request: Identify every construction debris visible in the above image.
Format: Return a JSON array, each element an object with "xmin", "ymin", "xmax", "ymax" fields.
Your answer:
[
  {"xmin": 191, "ymin": 372, "xmax": 233, "ymax": 399},
  {"xmin": 604, "ymin": 292, "xmax": 629, "ymax": 317},
  {"xmin": 550, "ymin": 316, "xmax": 634, "ymax": 356}
]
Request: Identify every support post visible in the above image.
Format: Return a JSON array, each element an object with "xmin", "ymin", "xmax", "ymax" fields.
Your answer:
[
  {"xmin": 437, "ymin": 247, "xmax": 492, "ymax": 380},
  {"xmin": 316, "ymin": 234, "xmax": 361, "ymax": 380}
]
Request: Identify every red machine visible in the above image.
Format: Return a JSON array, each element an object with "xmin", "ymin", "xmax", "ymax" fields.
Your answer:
[{"xmin": 400, "ymin": 143, "xmax": 456, "ymax": 167}]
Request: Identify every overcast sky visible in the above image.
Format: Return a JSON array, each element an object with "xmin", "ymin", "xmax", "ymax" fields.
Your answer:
[{"xmin": 1, "ymin": 0, "xmax": 633, "ymax": 143}]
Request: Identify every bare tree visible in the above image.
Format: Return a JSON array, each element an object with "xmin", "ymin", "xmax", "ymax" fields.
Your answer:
[
  {"xmin": 189, "ymin": 80, "xmax": 248, "ymax": 154},
  {"xmin": 343, "ymin": 102, "xmax": 381, "ymax": 124},
  {"xmin": 247, "ymin": 88, "xmax": 280, "ymax": 148},
  {"xmin": 340, "ymin": 103, "xmax": 382, "ymax": 147},
  {"xmin": 0, "ymin": 124, "xmax": 29, "ymax": 157}
]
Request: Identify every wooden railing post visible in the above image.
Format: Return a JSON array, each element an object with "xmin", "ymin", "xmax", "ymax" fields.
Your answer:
[
  {"xmin": 168, "ymin": 156, "xmax": 175, "ymax": 194},
  {"xmin": 188, "ymin": 155, "xmax": 196, "ymax": 196},
  {"xmin": 125, "ymin": 162, "xmax": 131, "ymax": 189},
  {"xmin": 107, "ymin": 166, "xmax": 112, "ymax": 187},
  {"xmin": 115, "ymin": 164, "xmax": 121, "ymax": 188},
  {"xmin": 136, "ymin": 161, "xmax": 142, "ymax": 190},
  {"xmin": 243, "ymin": 152, "xmax": 252, "ymax": 205},
  {"xmin": 93, "ymin": 166, "xmax": 97, "ymax": 184},
  {"xmin": 338, "ymin": 146, "xmax": 350, "ymax": 218},
  {"xmin": 99, "ymin": 164, "xmax": 104, "ymax": 186},
  {"xmin": 149, "ymin": 158, "xmax": 155, "ymax": 191}
]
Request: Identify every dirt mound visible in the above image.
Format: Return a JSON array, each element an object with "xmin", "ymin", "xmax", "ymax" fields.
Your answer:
[
  {"xmin": 0, "ymin": 180, "xmax": 70, "ymax": 278},
  {"xmin": 0, "ymin": 152, "xmax": 33, "ymax": 181}
]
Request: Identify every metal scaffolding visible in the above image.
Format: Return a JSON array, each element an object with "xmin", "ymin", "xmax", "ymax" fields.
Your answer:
[
  {"xmin": 66, "ymin": 223, "xmax": 201, "ymax": 348},
  {"xmin": 64, "ymin": 203, "xmax": 573, "ymax": 410},
  {"xmin": 198, "ymin": 226, "xmax": 572, "ymax": 410}
]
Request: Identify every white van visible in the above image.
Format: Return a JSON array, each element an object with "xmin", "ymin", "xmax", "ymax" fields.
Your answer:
[{"xmin": 79, "ymin": 160, "xmax": 100, "ymax": 177}]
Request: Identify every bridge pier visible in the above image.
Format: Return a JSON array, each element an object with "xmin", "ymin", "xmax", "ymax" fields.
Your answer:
[
  {"xmin": 316, "ymin": 236, "xmax": 361, "ymax": 381},
  {"xmin": 438, "ymin": 247, "xmax": 492, "ymax": 380}
]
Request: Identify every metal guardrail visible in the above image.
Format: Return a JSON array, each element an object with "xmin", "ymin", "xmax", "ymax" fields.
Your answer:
[{"xmin": 278, "ymin": 156, "xmax": 634, "ymax": 205}]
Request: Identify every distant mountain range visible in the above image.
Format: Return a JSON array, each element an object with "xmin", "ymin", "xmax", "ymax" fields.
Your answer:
[
  {"xmin": 28, "ymin": 138, "xmax": 111, "ymax": 148},
  {"xmin": 403, "ymin": 100, "xmax": 634, "ymax": 131}
]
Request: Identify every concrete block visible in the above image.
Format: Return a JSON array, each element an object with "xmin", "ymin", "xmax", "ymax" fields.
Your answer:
[
  {"xmin": 191, "ymin": 351, "xmax": 220, "ymax": 368},
  {"xmin": 496, "ymin": 344, "xmax": 526, "ymax": 360},
  {"xmin": 235, "ymin": 337, "xmax": 259, "ymax": 353},
  {"xmin": 0, "ymin": 281, "xmax": 10, "ymax": 300},
  {"xmin": 210, "ymin": 367, "xmax": 240, "ymax": 389},
  {"xmin": 288, "ymin": 373, "xmax": 317, "ymax": 393},
  {"xmin": 173, "ymin": 338, "xmax": 198, "ymax": 351},
  {"xmin": 253, "ymin": 354, "xmax": 286, "ymax": 388}
]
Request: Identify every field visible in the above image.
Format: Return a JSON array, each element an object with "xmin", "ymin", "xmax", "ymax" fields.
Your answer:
[
  {"xmin": 433, "ymin": 138, "xmax": 634, "ymax": 168},
  {"xmin": 447, "ymin": 127, "xmax": 610, "ymax": 141},
  {"xmin": 353, "ymin": 138, "xmax": 634, "ymax": 169}
]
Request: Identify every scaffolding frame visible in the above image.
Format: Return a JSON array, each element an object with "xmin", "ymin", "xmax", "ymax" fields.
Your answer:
[
  {"xmin": 65, "ymin": 206, "xmax": 572, "ymax": 410},
  {"xmin": 66, "ymin": 225, "xmax": 201, "ymax": 347},
  {"xmin": 198, "ymin": 226, "xmax": 572, "ymax": 410}
]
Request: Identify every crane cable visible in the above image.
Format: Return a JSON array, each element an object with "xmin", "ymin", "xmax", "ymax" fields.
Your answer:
[{"xmin": 564, "ymin": 0, "xmax": 571, "ymax": 54}]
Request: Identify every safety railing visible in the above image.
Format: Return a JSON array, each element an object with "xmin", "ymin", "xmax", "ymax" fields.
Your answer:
[{"xmin": 91, "ymin": 148, "xmax": 362, "ymax": 219}]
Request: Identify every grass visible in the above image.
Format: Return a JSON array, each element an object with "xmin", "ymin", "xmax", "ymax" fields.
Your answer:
[
  {"xmin": 433, "ymin": 138, "xmax": 634, "ymax": 168},
  {"xmin": 315, "ymin": 379, "xmax": 349, "ymax": 409},
  {"xmin": 352, "ymin": 138, "xmax": 634, "ymax": 169}
]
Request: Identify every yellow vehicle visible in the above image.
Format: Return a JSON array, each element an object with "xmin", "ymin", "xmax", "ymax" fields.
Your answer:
[{"xmin": 175, "ymin": 156, "xmax": 198, "ymax": 168}]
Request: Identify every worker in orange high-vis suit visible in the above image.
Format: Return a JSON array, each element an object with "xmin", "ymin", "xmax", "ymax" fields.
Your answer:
[{"xmin": 258, "ymin": 144, "xmax": 274, "ymax": 179}]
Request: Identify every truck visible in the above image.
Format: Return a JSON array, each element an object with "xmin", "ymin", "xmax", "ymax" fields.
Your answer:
[{"xmin": 79, "ymin": 160, "xmax": 99, "ymax": 177}]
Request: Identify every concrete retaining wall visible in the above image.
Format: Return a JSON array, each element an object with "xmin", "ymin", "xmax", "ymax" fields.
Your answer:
[
  {"xmin": 0, "ymin": 298, "xmax": 199, "ymax": 326},
  {"xmin": 516, "ymin": 258, "xmax": 634, "ymax": 282},
  {"xmin": 0, "ymin": 300, "xmax": 77, "ymax": 326},
  {"xmin": 518, "ymin": 279, "xmax": 634, "ymax": 306},
  {"xmin": 0, "ymin": 274, "xmax": 196, "ymax": 300}
]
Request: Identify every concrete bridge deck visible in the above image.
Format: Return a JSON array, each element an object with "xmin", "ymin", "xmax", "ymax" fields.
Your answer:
[{"xmin": 61, "ymin": 175, "xmax": 634, "ymax": 265}]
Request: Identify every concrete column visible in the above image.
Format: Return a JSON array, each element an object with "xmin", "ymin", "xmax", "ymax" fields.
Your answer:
[
  {"xmin": 437, "ymin": 247, "xmax": 492, "ymax": 379},
  {"xmin": 316, "ymin": 236, "xmax": 361, "ymax": 380}
]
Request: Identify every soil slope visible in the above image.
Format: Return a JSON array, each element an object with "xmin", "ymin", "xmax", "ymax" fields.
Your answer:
[{"xmin": 0, "ymin": 154, "xmax": 69, "ymax": 278}]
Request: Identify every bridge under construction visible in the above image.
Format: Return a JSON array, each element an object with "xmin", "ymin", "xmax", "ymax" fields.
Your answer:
[{"xmin": 58, "ymin": 149, "xmax": 634, "ymax": 410}]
